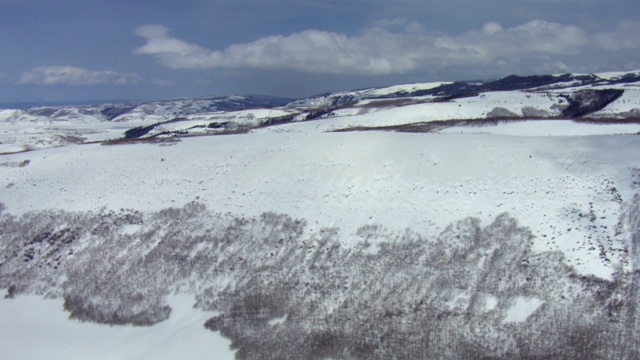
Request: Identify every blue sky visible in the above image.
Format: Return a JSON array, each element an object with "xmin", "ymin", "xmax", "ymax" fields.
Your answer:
[{"xmin": 1, "ymin": 0, "xmax": 639, "ymax": 103}]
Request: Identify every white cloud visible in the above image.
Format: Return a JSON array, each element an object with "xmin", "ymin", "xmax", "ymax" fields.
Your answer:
[
  {"xmin": 594, "ymin": 21, "xmax": 640, "ymax": 50},
  {"xmin": 435, "ymin": 20, "xmax": 588, "ymax": 62},
  {"xmin": 19, "ymin": 66, "xmax": 143, "ymax": 86},
  {"xmin": 482, "ymin": 22, "xmax": 503, "ymax": 35},
  {"xmin": 135, "ymin": 25, "xmax": 418, "ymax": 75},
  {"xmin": 132, "ymin": 20, "xmax": 611, "ymax": 76}
]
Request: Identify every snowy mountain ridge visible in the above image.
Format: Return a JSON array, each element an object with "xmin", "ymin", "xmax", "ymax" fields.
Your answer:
[
  {"xmin": 1, "ymin": 70, "xmax": 639, "ymax": 153},
  {"xmin": 2, "ymin": 70, "xmax": 639, "ymax": 122}
]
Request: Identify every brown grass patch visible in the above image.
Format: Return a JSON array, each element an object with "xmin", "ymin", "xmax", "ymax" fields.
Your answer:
[{"xmin": 101, "ymin": 137, "xmax": 181, "ymax": 146}]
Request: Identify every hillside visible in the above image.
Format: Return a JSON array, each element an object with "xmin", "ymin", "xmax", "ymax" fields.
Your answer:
[
  {"xmin": 1, "ymin": 71, "xmax": 640, "ymax": 153},
  {"xmin": 1, "ymin": 71, "xmax": 640, "ymax": 359}
]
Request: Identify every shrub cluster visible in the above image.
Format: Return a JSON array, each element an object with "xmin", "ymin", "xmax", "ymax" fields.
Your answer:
[{"xmin": 0, "ymin": 198, "xmax": 638, "ymax": 359}]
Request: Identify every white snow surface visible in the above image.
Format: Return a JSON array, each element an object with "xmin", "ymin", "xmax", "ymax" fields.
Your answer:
[
  {"xmin": 286, "ymin": 82, "xmax": 451, "ymax": 109},
  {"xmin": 356, "ymin": 82, "xmax": 452, "ymax": 97},
  {"xmin": 2, "ymin": 132, "xmax": 638, "ymax": 281},
  {"xmin": 593, "ymin": 70, "xmax": 640, "ymax": 80},
  {"xmin": 0, "ymin": 120, "xmax": 147, "ymax": 153},
  {"xmin": 503, "ymin": 297, "xmax": 545, "ymax": 323},
  {"xmin": 256, "ymin": 91, "xmax": 562, "ymax": 133},
  {"xmin": 0, "ymin": 294, "xmax": 235, "ymax": 360},
  {"xmin": 484, "ymin": 294, "xmax": 499, "ymax": 312},
  {"xmin": 149, "ymin": 109, "xmax": 296, "ymax": 136},
  {"xmin": 439, "ymin": 120, "xmax": 640, "ymax": 136}
]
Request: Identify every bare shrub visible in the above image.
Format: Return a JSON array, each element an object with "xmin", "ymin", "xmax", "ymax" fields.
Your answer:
[{"xmin": 0, "ymin": 199, "xmax": 638, "ymax": 358}]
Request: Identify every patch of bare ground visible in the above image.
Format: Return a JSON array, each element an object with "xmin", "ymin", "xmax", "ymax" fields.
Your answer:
[
  {"xmin": 101, "ymin": 137, "xmax": 181, "ymax": 146},
  {"xmin": 356, "ymin": 98, "xmax": 433, "ymax": 109},
  {"xmin": 0, "ymin": 159, "xmax": 30, "ymax": 167},
  {"xmin": 0, "ymin": 149, "xmax": 32, "ymax": 156}
]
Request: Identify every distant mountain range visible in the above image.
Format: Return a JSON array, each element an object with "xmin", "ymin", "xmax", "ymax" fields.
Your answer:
[
  {"xmin": 1, "ymin": 70, "xmax": 639, "ymax": 152},
  {"xmin": 2, "ymin": 70, "xmax": 640, "ymax": 123}
]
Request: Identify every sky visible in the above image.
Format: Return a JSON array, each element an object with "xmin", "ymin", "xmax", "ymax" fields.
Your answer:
[{"xmin": 1, "ymin": 0, "xmax": 639, "ymax": 104}]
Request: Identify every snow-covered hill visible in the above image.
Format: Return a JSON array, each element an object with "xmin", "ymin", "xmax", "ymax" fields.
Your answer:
[
  {"xmin": 1, "ymin": 71, "xmax": 640, "ymax": 359},
  {"xmin": 1, "ymin": 71, "xmax": 639, "ymax": 153}
]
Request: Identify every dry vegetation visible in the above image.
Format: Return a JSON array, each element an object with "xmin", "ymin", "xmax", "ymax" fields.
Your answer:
[{"xmin": 1, "ymin": 183, "xmax": 639, "ymax": 359}]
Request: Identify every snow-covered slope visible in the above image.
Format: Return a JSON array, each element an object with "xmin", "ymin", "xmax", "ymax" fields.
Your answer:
[
  {"xmin": 2, "ymin": 71, "xmax": 639, "ymax": 153},
  {"xmin": 2, "ymin": 131, "xmax": 637, "ymax": 279},
  {"xmin": 0, "ymin": 95, "xmax": 292, "ymax": 152},
  {"xmin": 1, "ymin": 71, "xmax": 640, "ymax": 359}
]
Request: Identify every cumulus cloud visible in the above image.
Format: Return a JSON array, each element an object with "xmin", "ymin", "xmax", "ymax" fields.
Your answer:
[
  {"xmin": 435, "ymin": 20, "xmax": 588, "ymax": 62},
  {"xmin": 19, "ymin": 66, "xmax": 143, "ymax": 86},
  {"xmin": 133, "ymin": 20, "xmax": 624, "ymax": 75},
  {"xmin": 135, "ymin": 25, "xmax": 414, "ymax": 75}
]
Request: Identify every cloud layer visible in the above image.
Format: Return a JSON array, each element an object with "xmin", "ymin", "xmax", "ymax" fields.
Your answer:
[
  {"xmin": 593, "ymin": 21, "xmax": 640, "ymax": 50},
  {"xmin": 19, "ymin": 66, "xmax": 143, "ymax": 86},
  {"xmin": 134, "ymin": 20, "xmax": 639, "ymax": 75}
]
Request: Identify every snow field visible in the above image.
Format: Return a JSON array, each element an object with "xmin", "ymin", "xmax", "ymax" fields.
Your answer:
[
  {"xmin": 255, "ymin": 91, "xmax": 563, "ymax": 133},
  {"xmin": 503, "ymin": 297, "xmax": 545, "ymax": 323},
  {"xmin": 148, "ymin": 109, "xmax": 298, "ymax": 136},
  {"xmin": 0, "ymin": 293, "xmax": 235, "ymax": 360},
  {"xmin": 439, "ymin": 120, "xmax": 640, "ymax": 136},
  {"xmin": 593, "ymin": 71, "xmax": 640, "ymax": 80},
  {"xmin": 355, "ymin": 81, "xmax": 452, "ymax": 97},
  {"xmin": 0, "ymin": 120, "xmax": 151, "ymax": 153},
  {"xmin": 2, "ymin": 131, "xmax": 638, "ymax": 280}
]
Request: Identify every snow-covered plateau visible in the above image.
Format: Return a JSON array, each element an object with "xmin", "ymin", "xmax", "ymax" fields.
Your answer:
[{"xmin": 1, "ymin": 71, "xmax": 640, "ymax": 359}]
